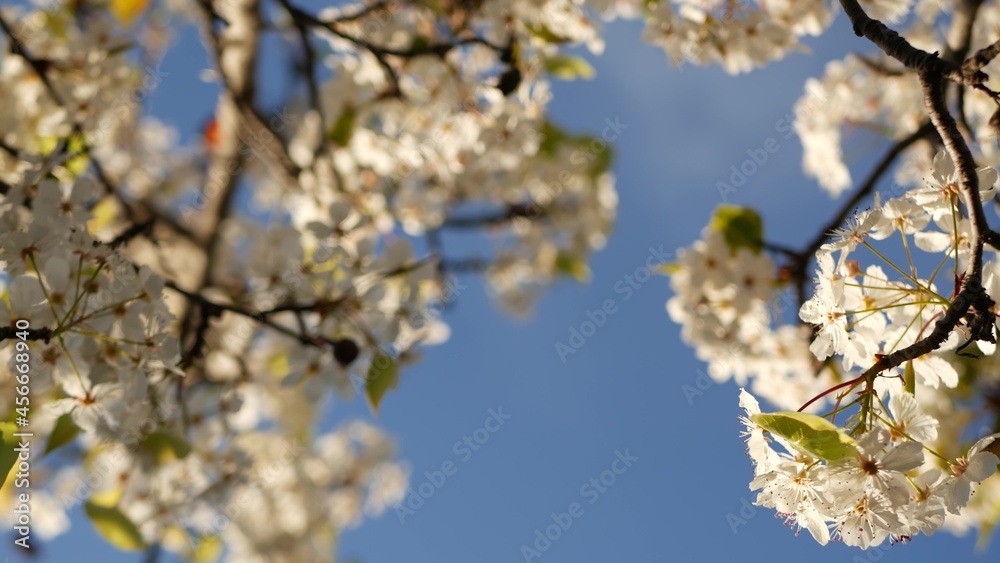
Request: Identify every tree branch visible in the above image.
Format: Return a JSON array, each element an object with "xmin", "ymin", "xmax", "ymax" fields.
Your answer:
[
  {"xmin": 790, "ymin": 121, "xmax": 934, "ymax": 280},
  {"xmin": 0, "ymin": 327, "xmax": 53, "ymax": 342},
  {"xmin": 835, "ymin": 0, "xmax": 998, "ymax": 384},
  {"xmin": 838, "ymin": 0, "xmax": 987, "ymax": 85},
  {"xmin": 282, "ymin": 1, "xmax": 505, "ymax": 97},
  {"xmin": 179, "ymin": 0, "xmax": 262, "ymax": 368},
  {"xmin": 443, "ymin": 203, "xmax": 546, "ymax": 228}
]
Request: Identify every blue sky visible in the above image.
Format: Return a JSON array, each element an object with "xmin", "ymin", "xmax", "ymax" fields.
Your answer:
[{"xmin": 5, "ymin": 6, "xmax": 999, "ymax": 563}]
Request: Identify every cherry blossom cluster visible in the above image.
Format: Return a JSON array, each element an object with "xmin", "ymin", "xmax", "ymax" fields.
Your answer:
[
  {"xmin": 741, "ymin": 388, "xmax": 1000, "ymax": 549},
  {"xmin": 0, "ymin": 171, "xmax": 180, "ymax": 432},
  {"xmin": 657, "ymin": 0, "xmax": 1000, "ymax": 547},
  {"xmin": 666, "ymin": 228, "xmax": 835, "ymax": 410},
  {"xmin": 269, "ymin": 0, "xmax": 619, "ymax": 314},
  {"xmin": 665, "ymin": 146, "xmax": 1000, "ymax": 543},
  {"xmin": 0, "ymin": 0, "xmax": 625, "ymax": 558}
]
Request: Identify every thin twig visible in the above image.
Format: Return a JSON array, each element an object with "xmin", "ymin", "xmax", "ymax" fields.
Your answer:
[{"xmin": 788, "ymin": 121, "xmax": 934, "ymax": 300}]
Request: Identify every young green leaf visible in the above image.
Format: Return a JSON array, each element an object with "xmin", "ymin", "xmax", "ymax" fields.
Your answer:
[
  {"xmin": 328, "ymin": 106, "xmax": 357, "ymax": 147},
  {"xmin": 110, "ymin": 0, "xmax": 150, "ymax": 26},
  {"xmin": 538, "ymin": 121, "xmax": 567, "ymax": 157},
  {"xmin": 1, "ymin": 422, "xmax": 20, "ymax": 489},
  {"xmin": 554, "ymin": 252, "xmax": 590, "ymax": 282},
  {"xmin": 37, "ymin": 133, "xmax": 90, "ymax": 176},
  {"xmin": 366, "ymin": 353, "xmax": 399, "ymax": 414},
  {"xmin": 709, "ymin": 204, "xmax": 764, "ymax": 254},
  {"xmin": 139, "ymin": 432, "xmax": 192, "ymax": 465},
  {"xmin": 524, "ymin": 22, "xmax": 571, "ymax": 44},
  {"xmin": 85, "ymin": 501, "xmax": 147, "ymax": 550},
  {"xmin": 192, "ymin": 534, "xmax": 224, "ymax": 563},
  {"xmin": 544, "ymin": 55, "xmax": 596, "ymax": 80},
  {"xmin": 750, "ymin": 411, "xmax": 859, "ymax": 461},
  {"xmin": 44, "ymin": 414, "xmax": 80, "ymax": 456}
]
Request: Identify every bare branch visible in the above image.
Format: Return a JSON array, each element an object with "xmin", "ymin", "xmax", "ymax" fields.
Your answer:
[{"xmin": 963, "ymin": 38, "xmax": 1000, "ymax": 74}]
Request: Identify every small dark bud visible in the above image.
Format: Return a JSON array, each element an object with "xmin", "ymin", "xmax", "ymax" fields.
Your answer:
[
  {"xmin": 333, "ymin": 338, "xmax": 360, "ymax": 366},
  {"xmin": 500, "ymin": 45, "xmax": 515, "ymax": 65},
  {"xmin": 497, "ymin": 66, "xmax": 522, "ymax": 96}
]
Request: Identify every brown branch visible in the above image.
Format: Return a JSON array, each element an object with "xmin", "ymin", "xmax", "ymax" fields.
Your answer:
[
  {"xmin": 277, "ymin": 0, "xmax": 327, "ymax": 151},
  {"xmin": 944, "ymin": 0, "xmax": 985, "ymax": 142},
  {"xmin": 855, "ymin": 53, "xmax": 905, "ymax": 76},
  {"xmin": 168, "ymin": 250, "xmax": 433, "ymax": 370},
  {"xmin": 282, "ymin": 1, "xmax": 504, "ymax": 97},
  {"xmin": 789, "ymin": 121, "xmax": 934, "ymax": 285},
  {"xmin": 763, "ymin": 241, "xmax": 798, "ymax": 257},
  {"xmin": 835, "ymin": 0, "xmax": 997, "ymax": 383},
  {"xmin": 963, "ymin": 38, "xmax": 1000, "ymax": 74},
  {"xmin": 109, "ymin": 218, "xmax": 155, "ymax": 249},
  {"xmin": 127, "ymin": 198, "xmax": 201, "ymax": 245},
  {"xmin": 0, "ymin": 14, "xmax": 64, "ymax": 105},
  {"xmin": 942, "ymin": 0, "xmax": 984, "ymax": 64},
  {"xmin": 178, "ymin": 0, "xmax": 262, "ymax": 369},
  {"xmin": 331, "ymin": 0, "xmax": 394, "ymax": 23},
  {"xmin": 440, "ymin": 257, "xmax": 491, "ymax": 273},
  {"xmin": 166, "ymin": 281, "xmax": 333, "ymax": 350},
  {"xmin": 923, "ymin": 75, "xmax": 989, "ymax": 261},
  {"xmin": 289, "ymin": 6, "xmax": 502, "ymax": 58},
  {"xmin": 0, "ymin": 327, "xmax": 53, "ymax": 342},
  {"xmin": 443, "ymin": 203, "xmax": 546, "ymax": 228},
  {"xmin": 0, "ymin": 138, "xmax": 24, "ymax": 158},
  {"xmin": 166, "ymin": 257, "xmax": 433, "ymax": 354},
  {"xmin": 838, "ymin": 0, "xmax": 987, "ymax": 86}
]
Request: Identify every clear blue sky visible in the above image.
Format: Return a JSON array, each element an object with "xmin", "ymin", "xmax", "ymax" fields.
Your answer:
[{"xmin": 6, "ymin": 6, "xmax": 998, "ymax": 563}]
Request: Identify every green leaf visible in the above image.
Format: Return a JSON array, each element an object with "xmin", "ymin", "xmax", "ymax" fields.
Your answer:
[
  {"xmin": 538, "ymin": 120, "xmax": 611, "ymax": 178},
  {"xmin": 84, "ymin": 501, "xmax": 146, "ymax": 551},
  {"xmin": 365, "ymin": 353, "xmax": 399, "ymax": 414},
  {"xmin": 110, "ymin": 0, "xmax": 150, "ymax": 26},
  {"xmin": 1, "ymin": 422, "xmax": 20, "ymax": 489},
  {"xmin": 44, "ymin": 414, "xmax": 80, "ymax": 456},
  {"xmin": 655, "ymin": 262, "xmax": 681, "ymax": 275},
  {"xmin": 106, "ymin": 42, "xmax": 135, "ymax": 57},
  {"xmin": 554, "ymin": 252, "xmax": 590, "ymax": 282},
  {"xmin": 327, "ymin": 106, "xmax": 357, "ymax": 147},
  {"xmin": 86, "ymin": 196, "xmax": 121, "ymax": 234},
  {"xmin": 750, "ymin": 411, "xmax": 860, "ymax": 461},
  {"xmin": 904, "ymin": 361, "xmax": 915, "ymax": 395},
  {"xmin": 524, "ymin": 22, "xmax": 570, "ymax": 44},
  {"xmin": 192, "ymin": 534, "xmax": 224, "ymax": 563},
  {"xmin": 709, "ymin": 204, "xmax": 764, "ymax": 254},
  {"xmin": 37, "ymin": 132, "xmax": 90, "ymax": 176},
  {"xmin": 139, "ymin": 432, "xmax": 191, "ymax": 465},
  {"xmin": 543, "ymin": 55, "xmax": 596, "ymax": 80},
  {"xmin": 538, "ymin": 121, "xmax": 567, "ymax": 158},
  {"xmin": 587, "ymin": 142, "xmax": 613, "ymax": 180},
  {"xmin": 89, "ymin": 486, "xmax": 124, "ymax": 508}
]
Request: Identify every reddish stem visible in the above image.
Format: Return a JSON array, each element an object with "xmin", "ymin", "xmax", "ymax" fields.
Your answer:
[{"xmin": 797, "ymin": 373, "xmax": 867, "ymax": 413}]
